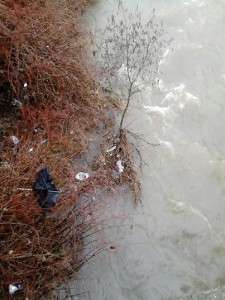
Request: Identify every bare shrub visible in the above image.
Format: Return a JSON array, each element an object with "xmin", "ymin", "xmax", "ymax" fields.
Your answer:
[{"xmin": 95, "ymin": 1, "xmax": 170, "ymax": 129}]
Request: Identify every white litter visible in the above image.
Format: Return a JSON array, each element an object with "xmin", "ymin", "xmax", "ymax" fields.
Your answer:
[
  {"xmin": 28, "ymin": 147, "xmax": 34, "ymax": 153},
  {"xmin": 40, "ymin": 139, "xmax": 47, "ymax": 144},
  {"xmin": 10, "ymin": 136, "xmax": 19, "ymax": 145},
  {"xmin": 24, "ymin": 83, "xmax": 28, "ymax": 88},
  {"xmin": 9, "ymin": 284, "xmax": 23, "ymax": 294},
  {"xmin": 75, "ymin": 172, "xmax": 90, "ymax": 181},
  {"xmin": 12, "ymin": 99, "xmax": 22, "ymax": 107},
  {"xmin": 116, "ymin": 160, "xmax": 124, "ymax": 173},
  {"xmin": 8, "ymin": 250, "xmax": 13, "ymax": 255},
  {"xmin": 2, "ymin": 162, "xmax": 11, "ymax": 169},
  {"xmin": 106, "ymin": 145, "xmax": 116, "ymax": 153}
]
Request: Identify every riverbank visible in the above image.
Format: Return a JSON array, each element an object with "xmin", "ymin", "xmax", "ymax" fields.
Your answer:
[{"xmin": 0, "ymin": 1, "xmax": 139, "ymax": 299}]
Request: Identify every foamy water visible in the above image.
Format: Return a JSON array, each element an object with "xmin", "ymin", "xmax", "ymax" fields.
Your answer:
[{"xmin": 70, "ymin": 1, "xmax": 225, "ymax": 299}]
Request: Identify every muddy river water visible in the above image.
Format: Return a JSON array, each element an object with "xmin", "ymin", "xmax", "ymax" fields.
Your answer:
[{"xmin": 67, "ymin": 1, "xmax": 225, "ymax": 299}]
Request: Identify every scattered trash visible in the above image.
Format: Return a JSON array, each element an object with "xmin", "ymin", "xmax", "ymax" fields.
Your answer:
[
  {"xmin": 12, "ymin": 99, "xmax": 22, "ymax": 107},
  {"xmin": 33, "ymin": 167, "xmax": 60, "ymax": 209},
  {"xmin": 116, "ymin": 160, "xmax": 124, "ymax": 173},
  {"xmin": 2, "ymin": 162, "xmax": 11, "ymax": 170},
  {"xmin": 106, "ymin": 145, "xmax": 116, "ymax": 153},
  {"xmin": 34, "ymin": 128, "xmax": 39, "ymax": 133},
  {"xmin": 9, "ymin": 283, "xmax": 23, "ymax": 294},
  {"xmin": 40, "ymin": 139, "xmax": 47, "ymax": 144},
  {"xmin": 28, "ymin": 147, "xmax": 34, "ymax": 153},
  {"xmin": 75, "ymin": 172, "xmax": 90, "ymax": 181},
  {"xmin": 23, "ymin": 82, "xmax": 28, "ymax": 88},
  {"xmin": 8, "ymin": 250, "xmax": 13, "ymax": 255},
  {"xmin": 10, "ymin": 135, "xmax": 19, "ymax": 145},
  {"xmin": 17, "ymin": 188, "xmax": 32, "ymax": 192}
]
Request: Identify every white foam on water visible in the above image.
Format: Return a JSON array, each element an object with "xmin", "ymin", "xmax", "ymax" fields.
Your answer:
[
  {"xmin": 183, "ymin": 0, "xmax": 205, "ymax": 6},
  {"xmin": 159, "ymin": 48, "xmax": 170, "ymax": 66},
  {"xmin": 159, "ymin": 140, "xmax": 175, "ymax": 158},
  {"xmin": 175, "ymin": 43, "xmax": 205, "ymax": 50},
  {"xmin": 143, "ymin": 105, "xmax": 170, "ymax": 117},
  {"xmin": 163, "ymin": 48, "xmax": 170, "ymax": 58},
  {"xmin": 168, "ymin": 198, "xmax": 187, "ymax": 213},
  {"xmin": 174, "ymin": 83, "xmax": 186, "ymax": 93},
  {"xmin": 185, "ymin": 92, "xmax": 201, "ymax": 106},
  {"xmin": 154, "ymin": 78, "xmax": 168, "ymax": 93},
  {"xmin": 188, "ymin": 17, "xmax": 195, "ymax": 23},
  {"xmin": 161, "ymin": 83, "xmax": 185, "ymax": 106},
  {"xmin": 168, "ymin": 199, "xmax": 213, "ymax": 231},
  {"xmin": 161, "ymin": 84, "xmax": 201, "ymax": 112},
  {"xmin": 189, "ymin": 206, "xmax": 213, "ymax": 231}
]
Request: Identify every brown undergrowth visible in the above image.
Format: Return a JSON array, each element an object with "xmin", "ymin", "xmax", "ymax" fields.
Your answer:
[{"xmin": 0, "ymin": 0, "xmax": 140, "ymax": 299}]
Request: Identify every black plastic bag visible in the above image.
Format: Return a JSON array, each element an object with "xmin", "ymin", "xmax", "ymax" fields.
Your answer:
[{"xmin": 33, "ymin": 167, "xmax": 59, "ymax": 209}]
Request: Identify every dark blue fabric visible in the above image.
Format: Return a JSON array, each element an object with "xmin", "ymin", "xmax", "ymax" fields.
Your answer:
[{"xmin": 33, "ymin": 167, "xmax": 59, "ymax": 208}]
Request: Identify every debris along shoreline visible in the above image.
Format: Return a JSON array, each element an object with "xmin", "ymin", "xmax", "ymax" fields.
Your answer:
[{"xmin": 0, "ymin": 0, "xmax": 140, "ymax": 299}]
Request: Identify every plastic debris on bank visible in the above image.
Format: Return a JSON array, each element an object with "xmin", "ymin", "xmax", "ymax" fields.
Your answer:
[
  {"xmin": 75, "ymin": 172, "xmax": 90, "ymax": 181},
  {"xmin": 116, "ymin": 160, "xmax": 124, "ymax": 173},
  {"xmin": 106, "ymin": 145, "xmax": 116, "ymax": 153},
  {"xmin": 10, "ymin": 135, "xmax": 19, "ymax": 145},
  {"xmin": 33, "ymin": 167, "xmax": 60, "ymax": 209},
  {"xmin": 9, "ymin": 283, "xmax": 23, "ymax": 294}
]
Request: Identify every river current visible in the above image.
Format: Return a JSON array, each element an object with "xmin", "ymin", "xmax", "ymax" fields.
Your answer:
[{"xmin": 69, "ymin": 1, "xmax": 225, "ymax": 299}]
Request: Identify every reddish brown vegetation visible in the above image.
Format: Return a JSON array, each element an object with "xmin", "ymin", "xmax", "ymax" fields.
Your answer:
[
  {"xmin": 0, "ymin": 0, "xmax": 110, "ymax": 298},
  {"xmin": 0, "ymin": 0, "xmax": 140, "ymax": 298}
]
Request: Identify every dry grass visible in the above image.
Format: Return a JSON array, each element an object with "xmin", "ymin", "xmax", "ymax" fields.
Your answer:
[{"xmin": 0, "ymin": 0, "xmax": 140, "ymax": 299}]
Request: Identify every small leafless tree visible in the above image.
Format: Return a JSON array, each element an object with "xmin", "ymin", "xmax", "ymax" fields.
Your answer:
[{"xmin": 96, "ymin": 1, "xmax": 170, "ymax": 130}]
